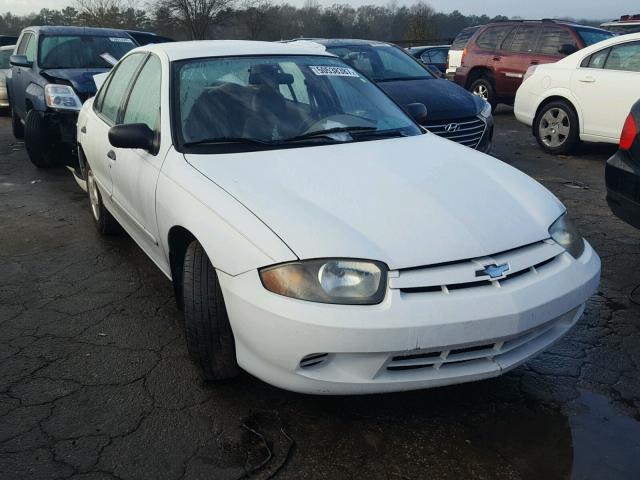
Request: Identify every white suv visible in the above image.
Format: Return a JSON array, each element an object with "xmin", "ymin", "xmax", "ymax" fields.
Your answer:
[{"xmin": 77, "ymin": 40, "xmax": 600, "ymax": 394}]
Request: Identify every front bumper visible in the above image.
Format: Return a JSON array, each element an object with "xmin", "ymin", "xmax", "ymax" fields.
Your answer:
[
  {"xmin": 606, "ymin": 149, "xmax": 640, "ymax": 229},
  {"xmin": 218, "ymin": 242, "xmax": 600, "ymax": 394}
]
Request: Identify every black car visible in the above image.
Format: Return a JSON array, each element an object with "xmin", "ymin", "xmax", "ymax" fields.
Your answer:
[
  {"xmin": 606, "ymin": 99, "xmax": 640, "ymax": 229},
  {"xmin": 0, "ymin": 35, "xmax": 18, "ymax": 46},
  {"xmin": 287, "ymin": 39, "xmax": 493, "ymax": 152},
  {"xmin": 126, "ymin": 30, "xmax": 174, "ymax": 46},
  {"xmin": 406, "ymin": 45, "xmax": 450, "ymax": 75},
  {"xmin": 7, "ymin": 26, "xmax": 137, "ymax": 168}
]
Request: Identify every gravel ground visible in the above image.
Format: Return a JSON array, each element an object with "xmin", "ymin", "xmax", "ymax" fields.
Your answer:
[{"xmin": 1, "ymin": 109, "xmax": 640, "ymax": 480}]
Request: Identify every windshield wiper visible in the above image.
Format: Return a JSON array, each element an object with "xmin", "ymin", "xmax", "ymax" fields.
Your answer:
[
  {"xmin": 282, "ymin": 126, "xmax": 377, "ymax": 143},
  {"xmin": 183, "ymin": 136, "xmax": 274, "ymax": 147}
]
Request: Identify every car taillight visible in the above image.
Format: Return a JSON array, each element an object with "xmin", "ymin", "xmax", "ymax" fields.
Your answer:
[
  {"xmin": 461, "ymin": 48, "xmax": 467, "ymax": 65},
  {"xmin": 620, "ymin": 113, "xmax": 637, "ymax": 151}
]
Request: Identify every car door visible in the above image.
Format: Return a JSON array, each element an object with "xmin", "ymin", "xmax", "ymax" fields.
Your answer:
[
  {"xmin": 83, "ymin": 53, "xmax": 146, "ymax": 196},
  {"xmin": 110, "ymin": 54, "xmax": 165, "ymax": 259},
  {"xmin": 572, "ymin": 41, "xmax": 640, "ymax": 140},
  {"xmin": 495, "ymin": 25, "xmax": 541, "ymax": 98},
  {"xmin": 11, "ymin": 32, "xmax": 35, "ymax": 118}
]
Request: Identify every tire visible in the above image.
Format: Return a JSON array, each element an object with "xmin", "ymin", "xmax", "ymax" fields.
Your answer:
[
  {"xmin": 86, "ymin": 162, "xmax": 120, "ymax": 235},
  {"xmin": 183, "ymin": 241, "xmax": 240, "ymax": 381},
  {"xmin": 534, "ymin": 100, "xmax": 580, "ymax": 155},
  {"xmin": 469, "ymin": 76, "xmax": 497, "ymax": 111},
  {"xmin": 11, "ymin": 107, "xmax": 24, "ymax": 139},
  {"xmin": 24, "ymin": 110, "xmax": 59, "ymax": 168}
]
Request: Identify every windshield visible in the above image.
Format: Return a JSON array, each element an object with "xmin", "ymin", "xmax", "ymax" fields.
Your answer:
[
  {"xmin": 326, "ymin": 44, "xmax": 433, "ymax": 82},
  {"xmin": 0, "ymin": 50, "xmax": 11, "ymax": 69},
  {"xmin": 575, "ymin": 27, "xmax": 614, "ymax": 46},
  {"xmin": 174, "ymin": 55, "xmax": 421, "ymax": 153},
  {"xmin": 39, "ymin": 35, "xmax": 136, "ymax": 69}
]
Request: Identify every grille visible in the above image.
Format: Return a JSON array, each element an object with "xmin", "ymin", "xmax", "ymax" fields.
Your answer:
[
  {"xmin": 386, "ymin": 312, "xmax": 571, "ymax": 372},
  {"xmin": 424, "ymin": 116, "xmax": 487, "ymax": 149},
  {"xmin": 391, "ymin": 240, "xmax": 565, "ymax": 295}
]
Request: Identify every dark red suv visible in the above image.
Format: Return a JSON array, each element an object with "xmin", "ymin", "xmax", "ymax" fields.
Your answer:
[{"xmin": 454, "ymin": 20, "xmax": 613, "ymax": 109}]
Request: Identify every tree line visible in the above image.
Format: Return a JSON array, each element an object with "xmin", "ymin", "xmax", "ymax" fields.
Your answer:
[{"xmin": 0, "ymin": 0, "xmax": 603, "ymax": 45}]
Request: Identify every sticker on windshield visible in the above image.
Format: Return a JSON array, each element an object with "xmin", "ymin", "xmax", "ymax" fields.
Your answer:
[
  {"xmin": 109, "ymin": 37, "xmax": 133, "ymax": 43},
  {"xmin": 309, "ymin": 66, "xmax": 359, "ymax": 77}
]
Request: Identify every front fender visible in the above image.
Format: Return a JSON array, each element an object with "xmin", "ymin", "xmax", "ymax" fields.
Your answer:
[
  {"xmin": 25, "ymin": 82, "xmax": 46, "ymax": 111},
  {"xmin": 532, "ymin": 88, "xmax": 584, "ymax": 135},
  {"xmin": 156, "ymin": 149, "xmax": 297, "ymax": 277}
]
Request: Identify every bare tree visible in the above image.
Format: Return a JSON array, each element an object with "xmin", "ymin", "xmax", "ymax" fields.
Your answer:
[
  {"xmin": 75, "ymin": 0, "xmax": 125, "ymax": 27},
  {"xmin": 407, "ymin": 1, "xmax": 437, "ymax": 42},
  {"xmin": 157, "ymin": 0, "xmax": 237, "ymax": 40}
]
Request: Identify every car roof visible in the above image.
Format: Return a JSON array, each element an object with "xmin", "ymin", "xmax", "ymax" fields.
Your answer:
[
  {"xmin": 408, "ymin": 45, "xmax": 450, "ymax": 50},
  {"xmin": 138, "ymin": 40, "xmax": 336, "ymax": 61},
  {"xmin": 22, "ymin": 25, "xmax": 132, "ymax": 37},
  {"xmin": 287, "ymin": 38, "xmax": 393, "ymax": 48}
]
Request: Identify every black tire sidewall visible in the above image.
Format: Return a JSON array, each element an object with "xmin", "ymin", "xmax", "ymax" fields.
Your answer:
[
  {"xmin": 25, "ymin": 110, "xmax": 58, "ymax": 168},
  {"xmin": 470, "ymin": 77, "xmax": 497, "ymax": 110},
  {"xmin": 534, "ymin": 101, "xmax": 580, "ymax": 155}
]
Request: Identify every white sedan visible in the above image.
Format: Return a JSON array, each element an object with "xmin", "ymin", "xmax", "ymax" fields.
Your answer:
[
  {"xmin": 515, "ymin": 33, "xmax": 640, "ymax": 154},
  {"xmin": 77, "ymin": 41, "xmax": 600, "ymax": 394}
]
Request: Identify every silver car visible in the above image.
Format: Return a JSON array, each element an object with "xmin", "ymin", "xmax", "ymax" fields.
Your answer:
[{"xmin": 0, "ymin": 45, "xmax": 14, "ymax": 108}]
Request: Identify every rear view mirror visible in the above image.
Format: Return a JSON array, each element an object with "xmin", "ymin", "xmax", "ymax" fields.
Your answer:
[
  {"xmin": 406, "ymin": 103, "xmax": 428, "ymax": 125},
  {"xmin": 109, "ymin": 123, "xmax": 158, "ymax": 154},
  {"xmin": 558, "ymin": 44, "xmax": 578, "ymax": 56},
  {"xmin": 10, "ymin": 54, "xmax": 31, "ymax": 67}
]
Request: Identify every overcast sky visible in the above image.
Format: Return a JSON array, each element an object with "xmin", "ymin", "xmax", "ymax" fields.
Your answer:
[{"xmin": 0, "ymin": 0, "xmax": 635, "ymax": 20}]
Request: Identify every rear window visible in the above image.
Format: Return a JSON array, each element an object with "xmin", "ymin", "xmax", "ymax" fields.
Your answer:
[
  {"xmin": 537, "ymin": 26, "xmax": 576, "ymax": 55},
  {"xmin": 451, "ymin": 27, "xmax": 480, "ymax": 50},
  {"xmin": 476, "ymin": 26, "xmax": 513, "ymax": 51},
  {"xmin": 0, "ymin": 49, "xmax": 11, "ymax": 69},
  {"xmin": 574, "ymin": 27, "xmax": 614, "ymax": 47}
]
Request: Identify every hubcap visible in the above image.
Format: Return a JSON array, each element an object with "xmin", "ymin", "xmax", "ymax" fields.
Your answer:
[
  {"xmin": 539, "ymin": 108, "xmax": 570, "ymax": 148},
  {"xmin": 87, "ymin": 170, "xmax": 100, "ymax": 221},
  {"xmin": 473, "ymin": 84, "xmax": 489, "ymax": 101}
]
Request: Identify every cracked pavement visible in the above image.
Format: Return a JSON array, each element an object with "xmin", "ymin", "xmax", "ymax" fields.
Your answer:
[{"xmin": 1, "ymin": 110, "xmax": 640, "ymax": 480}]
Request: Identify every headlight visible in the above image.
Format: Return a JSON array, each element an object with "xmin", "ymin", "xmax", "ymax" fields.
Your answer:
[
  {"xmin": 259, "ymin": 259, "xmax": 387, "ymax": 305},
  {"xmin": 45, "ymin": 84, "xmax": 82, "ymax": 111},
  {"xmin": 479, "ymin": 100, "xmax": 492, "ymax": 119},
  {"xmin": 549, "ymin": 213, "xmax": 585, "ymax": 259}
]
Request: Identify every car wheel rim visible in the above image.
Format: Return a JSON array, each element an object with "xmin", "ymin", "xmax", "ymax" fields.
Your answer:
[
  {"xmin": 539, "ymin": 108, "xmax": 570, "ymax": 148},
  {"xmin": 87, "ymin": 170, "xmax": 100, "ymax": 221},
  {"xmin": 473, "ymin": 84, "xmax": 489, "ymax": 101}
]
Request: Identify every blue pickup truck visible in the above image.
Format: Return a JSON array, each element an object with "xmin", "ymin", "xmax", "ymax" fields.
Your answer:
[{"xmin": 7, "ymin": 26, "xmax": 136, "ymax": 168}]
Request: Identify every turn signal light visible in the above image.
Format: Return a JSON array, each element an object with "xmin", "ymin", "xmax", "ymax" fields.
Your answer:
[
  {"xmin": 461, "ymin": 48, "xmax": 467, "ymax": 65},
  {"xmin": 620, "ymin": 113, "xmax": 637, "ymax": 151}
]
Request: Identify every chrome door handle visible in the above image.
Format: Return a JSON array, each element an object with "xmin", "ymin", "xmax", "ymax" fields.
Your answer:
[
  {"xmin": 107, "ymin": 150, "xmax": 116, "ymax": 161},
  {"xmin": 579, "ymin": 76, "xmax": 595, "ymax": 83}
]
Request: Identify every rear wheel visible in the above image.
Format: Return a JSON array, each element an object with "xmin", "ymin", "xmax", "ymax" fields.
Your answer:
[
  {"xmin": 534, "ymin": 100, "xmax": 580, "ymax": 155},
  {"xmin": 469, "ymin": 76, "xmax": 497, "ymax": 111},
  {"xmin": 11, "ymin": 107, "xmax": 24, "ymax": 139},
  {"xmin": 183, "ymin": 241, "xmax": 240, "ymax": 381},
  {"xmin": 24, "ymin": 110, "xmax": 59, "ymax": 168},
  {"xmin": 86, "ymin": 163, "xmax": 120, "ymax": 235}
]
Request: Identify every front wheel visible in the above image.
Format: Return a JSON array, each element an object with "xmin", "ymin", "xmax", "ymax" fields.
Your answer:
[
  {"xmin": 24, "ymin": 110, "xmax": 59, "ymax": 168},
  {"xmin": 469, "ymin": 77, "xmax": 497, "ymax": 111},
  {"xmin": 534, "ymin": 101, "xmax": 580, "ymax": 155},
  {"xmin": 183, "ymin": 241, "xmax": 240, "ymax": 381}
]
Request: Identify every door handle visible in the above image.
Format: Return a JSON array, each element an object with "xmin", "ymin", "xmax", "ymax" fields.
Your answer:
[
  {"xmin": 107, "ymin": 150, "xmax": 116, "ymax": 161},
  {"xmin": 579, "ymin": 76, "xmax": 595, "ymax": 83},
  {"xmin": 81, "ymin": 126, "xmax": 86, "ymax": 134},
  {"xmin": 493, "ymin": 56, "xmax": 501, "ymax": 61},
  {"xmin": 530, "ymin": 60, "xmax": 539, "ymax": 65}
]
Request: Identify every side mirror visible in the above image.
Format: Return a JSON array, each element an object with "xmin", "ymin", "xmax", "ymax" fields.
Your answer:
[
  {"xmin": 10, "ymin": 54, "xmax": 31, "ymax": 67},
  {"xmin": 108, "ymin": 123, "xmax": 157, "ymax": 154},
  {"xmin": 558, "ymin": 44, "xmax": 578, "ymax": 56},
  {"xmin": 406, "ymin": 102, "xmax": 428, "ymax": 125}
]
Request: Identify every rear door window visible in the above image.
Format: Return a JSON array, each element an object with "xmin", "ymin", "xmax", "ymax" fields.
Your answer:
[
  {"xmin": 506, "ymin": 25, "xmax": 540, "ymax": 53},
  {"xmin": 451, "ymin": 27, "xmax": 478, "ymax": 50},
  {"xmin": 582, "ymin": 48, "xmax": 610, "ymax": 68},
  {"xmin": 537, "ymin": 26, "xmax": 576, "ymax": 56},
  {"xmin": 97, "ymin": 53, "xmax": 145, "ymax": 124},
  {"xmin": 604, "ymin": 42, "xmax": 640, "ymax": 72},
  {"xmin": 476, "ymin": 26, "xmax": 514, "ymax": 51}
]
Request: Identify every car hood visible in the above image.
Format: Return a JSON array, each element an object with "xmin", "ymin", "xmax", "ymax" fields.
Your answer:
[
  {"xmin": 42, "ymin": 68, "xmax": 110, "ymax": 96},
  {"xmin": 185, "ymin": 134, "xmax": 564, "ymax": 270},
  {"xmin": 377, "ymin": 78, "xmax": 479, "ymax": 121}
]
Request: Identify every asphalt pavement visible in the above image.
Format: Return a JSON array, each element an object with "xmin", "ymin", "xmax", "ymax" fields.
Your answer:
[{"xmin": 1, "ymin": 109, "xmax": 640, "ymax": 480}]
